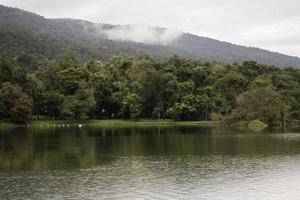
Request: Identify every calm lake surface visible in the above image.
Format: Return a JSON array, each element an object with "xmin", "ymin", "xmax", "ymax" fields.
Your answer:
[{"xmin": 1, "ymin": 125, "xmax": 300, "ymax": 200}]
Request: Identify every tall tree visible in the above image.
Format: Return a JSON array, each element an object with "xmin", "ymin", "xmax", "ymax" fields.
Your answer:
[{"xmin": 0, "ymin": 83, "xmax": 33, "ymax": 124}]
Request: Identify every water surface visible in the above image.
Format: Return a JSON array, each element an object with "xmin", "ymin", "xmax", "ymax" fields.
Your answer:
[{"xmin": 0, "ymin": 125, "xmax": 300, "ymax": 199}]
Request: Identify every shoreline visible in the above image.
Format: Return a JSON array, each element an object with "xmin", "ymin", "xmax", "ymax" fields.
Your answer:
[
  {"xmin": 0, "ymin": 119, "xmax": 222, "ymax": 128},
  {"xmin": 1, "ymin": 119, "xmax": 298, "ymax": 130}
]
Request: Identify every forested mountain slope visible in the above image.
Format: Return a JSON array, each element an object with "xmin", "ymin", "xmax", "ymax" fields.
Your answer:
[{"xmin": 1, "ymin": 4, "xmax": 300, "ymax": 68}]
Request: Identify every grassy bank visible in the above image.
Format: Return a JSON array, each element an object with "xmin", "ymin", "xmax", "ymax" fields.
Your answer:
[
  {"xmin": 0, "ymin": 121, "xmax": 21, "ymax": 128},
  {"xmin": 0, "ymin": 119, "xmax": 221, "ymax": 128},
  {"xmin": 232, "ymin": 120, "xmax": 268, "ymax": 131},
  {"xmin": 87, "ymin": 119, "xmax": 220, "ymax": 127}
]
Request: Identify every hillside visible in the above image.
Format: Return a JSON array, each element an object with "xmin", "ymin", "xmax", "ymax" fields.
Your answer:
[{"xmin": 1, "ymin": 4, "xmax": 300, "ymax": 68}]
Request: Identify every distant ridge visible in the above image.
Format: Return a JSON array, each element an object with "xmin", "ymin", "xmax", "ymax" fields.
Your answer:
[{"xmin": 0, "ymin": 4, "xmax": 300, "ymax": 68}]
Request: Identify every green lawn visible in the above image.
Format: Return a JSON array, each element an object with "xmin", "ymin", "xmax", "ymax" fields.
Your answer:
[
  {"xmin": 0, "ymin": 119, "xmax": 221, "ymax": 128},
  {"xmin": 87, "ymin": 119, "xmax": 220, "ymax": 127}
]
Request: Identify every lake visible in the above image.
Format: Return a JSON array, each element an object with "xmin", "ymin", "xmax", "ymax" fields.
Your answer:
[{"xmin": 0, "ymin": 125, "xmax": 300, "ymax": 199}]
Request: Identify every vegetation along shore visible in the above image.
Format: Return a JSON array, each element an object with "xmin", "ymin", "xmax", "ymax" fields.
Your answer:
[{"xmin": 0, "ymin": 53, "xmax": 299, "ymax": 127}]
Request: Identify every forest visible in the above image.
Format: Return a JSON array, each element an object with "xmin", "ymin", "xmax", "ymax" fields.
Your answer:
[{"xmin": 0, "ymin": 52, "xmax": 300, "ymax": 126}]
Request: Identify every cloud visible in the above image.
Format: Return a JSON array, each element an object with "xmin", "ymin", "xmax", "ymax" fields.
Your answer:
[
  {"xmin": 102, "ymin": 25, "xmax": 183, "ymax": 45},
  {"xmin": 234, "ymin": 16, "xmax": 300, "ymax": 55}
]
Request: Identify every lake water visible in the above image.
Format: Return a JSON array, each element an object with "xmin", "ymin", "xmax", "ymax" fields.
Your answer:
[{"xmin": 1, "ymin": 125, "xmax": 300, "ymax": 200}]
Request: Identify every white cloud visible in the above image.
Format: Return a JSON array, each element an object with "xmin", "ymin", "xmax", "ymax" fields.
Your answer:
[{"xmin": 103, "ymin": 25, "xmax": 183, "ymax": 45}]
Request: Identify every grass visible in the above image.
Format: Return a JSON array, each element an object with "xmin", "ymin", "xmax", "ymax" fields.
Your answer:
[
  {"xmin": 233, "ymin": 120, "xmax": 268, "ymax": 132},
  {"xmin": 247, "ymin": 120, "xmax": 268, "ymax": 131},
  {"xmin": 87, "ymin": 119, "xmax": 220, "ymax": 127},
  {"xmin": 0, "ymin": 119, "xmax": 221, "ymax": 128},
  {"xmin": 0, "ymin": 121, "xmax": 20, "ymax": 128}
]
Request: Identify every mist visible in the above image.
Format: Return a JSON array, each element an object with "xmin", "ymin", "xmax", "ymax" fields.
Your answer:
[{"xmin": 102, "ymin": 25, "xmax": 183, "ymax": 45}]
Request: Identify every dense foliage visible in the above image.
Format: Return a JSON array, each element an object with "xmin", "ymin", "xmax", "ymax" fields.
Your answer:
[{"xmin": 0, "ymin": 53, "xmax": 299, "ymax": 126}]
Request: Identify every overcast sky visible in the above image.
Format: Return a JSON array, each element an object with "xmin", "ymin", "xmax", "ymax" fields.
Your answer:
[{"xmin": 1, "ymin": 0, "xmax": 300, "ymax": 57}]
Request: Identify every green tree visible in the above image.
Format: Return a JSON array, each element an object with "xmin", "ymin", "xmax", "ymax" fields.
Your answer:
[
  {"xmin": 233, "ymin": 86, "xmax": 285, "ymax": 126},
  {"xmin": 0, "ymin": 57, "xmax": 14, "ymax": 83},
  {"xmin": 215, "ymin": 72, "xmax": 248, "ymax": 115},
  {"xmin": 10, "ymin": 97, "xmax": 33, "ymax": 124},
  {"xmin": 167, "ymin": 94, "xmax": 198, "ymax": 120},
  {"xmin": 120, "ymin": 93, "xmax": 143, "ymax": 119},
  {"xmin": 0, "ymin": 83, "xmax": 33, "ymax": 124},
  {"xmin": 41, "ymin": 91, "xmax": 64, "ymax": 120},
  {"xmin": 25, "ymin": 74, "xmax": 45, "ymax": 118},
  {"xmin": 64, "ymin": 81, "xmax": 96, "ymax": 119}
]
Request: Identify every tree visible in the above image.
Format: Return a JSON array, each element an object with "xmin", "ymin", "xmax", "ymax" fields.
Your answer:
[
  {"xmin": 10, "ymin": 97, "xmax": 33, "ymax": 124},
  {"xmin": 94, "ymin": 75, "xmax": 120, "ymax": 119},
  {"xmin": 140, "ymin": 69, "xmax": 165, "ymax": 118},
  {"xmin": 120, "ymin": 93, "xmax": 142, "ymax": 119},
  {"xmin": 41, "ymin": 91, "xmax": 64, "ymax": 120},
  {"xmin": 52, "ymin": 52, "xmax": 89, "ymax": 95},
  {"xmin": 0, "ymin": 57, "xmax": 14, "ymax": 83},
  {"xmin": 25, "ymin": 74, "xmax": 45, "ymax": 118},
  {"xmin": 233, "ymin": 86, "xmax": 285, "ymax": 126},
  {"xmin": 17, "ymin": 53, "xmax": 37, "ymax": 70},
  {"xmin": 0, "ymin": 82, "xmax": 33, "ymax": 124},
  {"xmin": 214, "ymin": 72, "xmax": 248, "ymax": 115},
  {"xmin": 167, "ymin": 94, "xmax": 198, "ymax": 120},
  {"xmin": 62, "ymin": 81, "xmax": 96, "ymax": 119},
  {"xmin": 61, "ymin": 96, "xmax": 76, "ymax": 119}
]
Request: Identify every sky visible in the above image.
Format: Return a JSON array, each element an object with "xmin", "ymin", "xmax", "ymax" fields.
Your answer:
[{"xmin": 1, "ymin": 0, "xmax": 300, "ymax": 57}]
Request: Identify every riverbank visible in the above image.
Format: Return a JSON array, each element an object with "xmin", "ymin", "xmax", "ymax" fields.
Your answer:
[
  {"xmin": 0, "ymin": 119, "xmax": 221, "ymax": 128},
  {"xmin": 232, "ymin": 120, "xmax": 269, "ymax": 131}
]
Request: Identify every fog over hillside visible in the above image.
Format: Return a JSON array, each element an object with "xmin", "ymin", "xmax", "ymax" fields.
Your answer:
[
  {"xmin": 1, "ymin": 4, "xmax": 300, "ymax": 68},
  {"xmin": 102, "ymin": 25, "xmax": 183, "ymax": 45}
]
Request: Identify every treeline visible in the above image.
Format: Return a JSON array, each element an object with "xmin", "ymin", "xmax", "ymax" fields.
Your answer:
[{"xmin": 0, "ymin": 53, "xmax": 300, "ymax": 125}]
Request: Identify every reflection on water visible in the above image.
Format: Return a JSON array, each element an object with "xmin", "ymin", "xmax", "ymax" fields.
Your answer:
[{"xmin": 0, "ymin": 125, "xmax": 300, "ymax": 199}]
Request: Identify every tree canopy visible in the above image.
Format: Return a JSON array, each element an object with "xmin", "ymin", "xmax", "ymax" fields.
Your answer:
[{"xmin": 0, "ymin": 53, "xmax": 299, "ymax": 126}]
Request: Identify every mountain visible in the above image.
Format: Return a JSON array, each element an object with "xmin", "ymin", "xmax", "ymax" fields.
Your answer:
[{"xmin": 1, "ymin": 4, "xmax": 300, "ymax": 68}]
